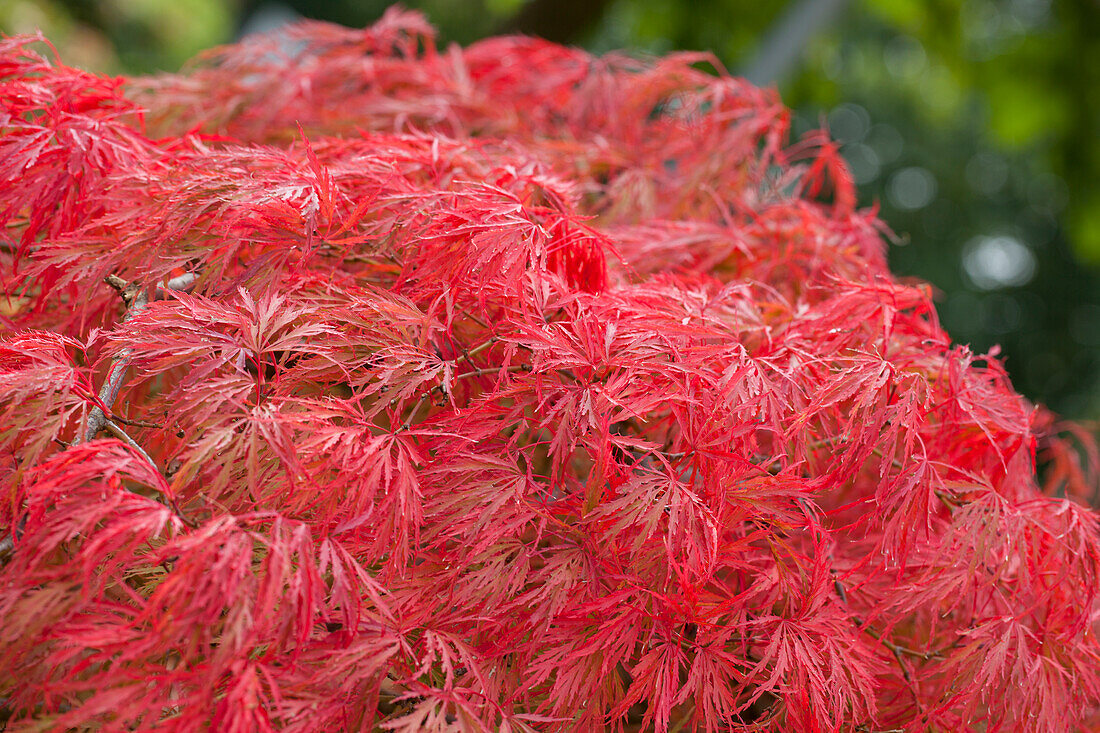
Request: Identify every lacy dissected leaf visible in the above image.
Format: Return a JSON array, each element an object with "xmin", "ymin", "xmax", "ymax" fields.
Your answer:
[{"xmin": 1, "ymin": 9, "xmax": 1099, "ymax": 732}]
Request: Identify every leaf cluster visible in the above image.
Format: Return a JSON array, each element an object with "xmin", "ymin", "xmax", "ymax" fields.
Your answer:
[{"xmin": 1, "ymin": 10, "xmax": 1099, "ymax": 732}]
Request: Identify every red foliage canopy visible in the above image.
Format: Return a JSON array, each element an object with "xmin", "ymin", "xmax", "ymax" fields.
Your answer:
[{"xmin": 2, "ymin": 9, "xmax": 1099, "ymax": 731}]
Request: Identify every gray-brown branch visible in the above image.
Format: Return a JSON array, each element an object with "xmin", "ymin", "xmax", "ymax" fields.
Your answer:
[{"xmin": 82, "ymin": 272, "xmax": 196, "ymax": 443}]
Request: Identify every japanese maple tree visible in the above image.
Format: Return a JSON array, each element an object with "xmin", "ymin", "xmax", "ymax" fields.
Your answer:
[{"xmin": 2, "ymin": 8, "xmax": 1100, "ymax": 731}]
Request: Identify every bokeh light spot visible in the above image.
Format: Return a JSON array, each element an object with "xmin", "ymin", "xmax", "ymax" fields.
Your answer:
[
  {"xmin": 962, "ymin": 235, "xmax": 1037, "ymax": 289},
  {"xmin": 888, "ymin": 167, "xmax": 937, "ymax": 210}
]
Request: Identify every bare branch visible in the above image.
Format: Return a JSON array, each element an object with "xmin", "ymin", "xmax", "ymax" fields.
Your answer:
[
  {"xmin": 163, "ymin": 272, "xmax": 197, "ymax": 292},
  {"xmin": 83, "ymin": 273, "xmax": 195, "ymax": 443}
]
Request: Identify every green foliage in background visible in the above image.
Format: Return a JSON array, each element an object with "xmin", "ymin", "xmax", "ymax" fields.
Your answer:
[{"xmin": 0, "ymin": 0, "xmax": 231, "ymax": 72}]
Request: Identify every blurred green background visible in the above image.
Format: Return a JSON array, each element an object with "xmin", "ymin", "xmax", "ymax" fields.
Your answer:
[{"xmin": 3, "ymin": 0, "xmax": 1098, "ymax": 420}]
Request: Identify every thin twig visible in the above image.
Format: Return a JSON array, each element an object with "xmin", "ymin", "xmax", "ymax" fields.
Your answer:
[
  {"xmin": 108, "ymin": 413, "xmax": 163, "ymax": 429},
  {"xmin": 833, "ymin": 576, "xmax": 942, "ymax": 663},
  {"xmin": 400, "ymin": 393, "xmax": 431, "ymax": 431},
  {"xmin": 462, "ymin": 310, "xmax": 493, "ymax": 332},
  {"xmin": 934, "ymin": 489, "xmax": 962, "ymax": 510},
  {"xmin": 103, "ymin": 419, "xmax": 159, "ymax": 468},
  {"xmin": 104, "ymin": 419, "xmax": 197, "ymax": 529},
  {"xmin": 454, "ymin": 363, "xmax": 531, "ymax": 381},
  {"xmin": 462, "ymin": 337, "xmax": 496, "ymax": 361}
]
